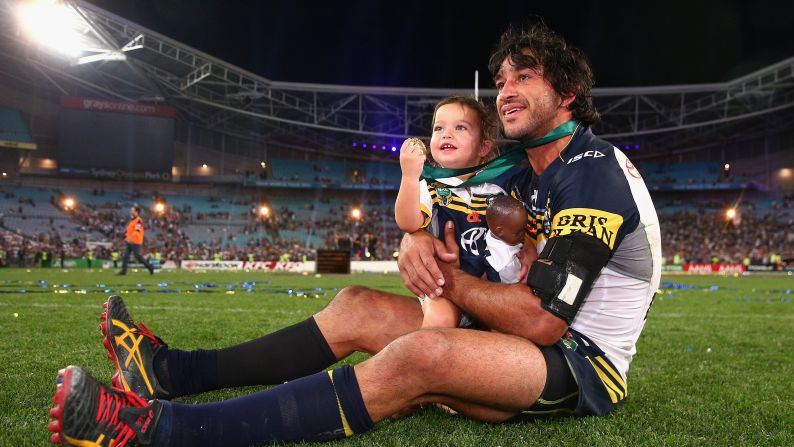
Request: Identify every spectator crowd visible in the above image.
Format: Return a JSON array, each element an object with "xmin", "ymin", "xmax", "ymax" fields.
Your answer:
[{"xmin": 1, "ymin": 187, "xmax": 792, "ymax": 268}]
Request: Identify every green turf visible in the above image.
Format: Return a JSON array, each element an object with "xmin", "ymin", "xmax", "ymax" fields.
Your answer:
[{"xmin": 1, "ymin": 268, "xmax": 792, "ymax": 446}]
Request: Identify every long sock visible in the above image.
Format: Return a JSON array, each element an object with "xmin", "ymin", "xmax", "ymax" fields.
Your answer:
[
  {"xmin": 155, "ymin": 348, "xmax": 217, "ymax": 398},
  {"xmin": 156, "ymin": 317, "xmax": 337, "ymax": 397},
  {"xmin": 151, "ymin": 365, "xmax": 374, "ymax": 446},
  {"xmin": 215, "ymin": 316, "xmax": 338, "ymax": 387}
]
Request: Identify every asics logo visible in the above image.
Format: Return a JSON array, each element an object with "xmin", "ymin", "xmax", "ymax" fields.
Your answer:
[
  {"xmin": 112, "ymin": 319, "xmax": 155, "ymax": 396},
  {"xmin": 64, "ymin": 433, "xmax": 112, "ymax": 447}
]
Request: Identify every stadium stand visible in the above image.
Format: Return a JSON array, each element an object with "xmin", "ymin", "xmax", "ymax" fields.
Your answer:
[
  {"xmin": 2, "ymin": 170, "xmax": 791, "ymax": 268},
  {"xmin": 0, "ymin": 177, "xmax": 403, "ymax": 266},
  {"xmin": 657, "ymin": 196, "xmax": 793, "ymax": 265},
  {"xmin": 0, "ymin": 1, "xmax": 791, "ymax": 271},
  {"xmin": 0, "ymin": 108, "xmax": 35, "ymax": 146}
]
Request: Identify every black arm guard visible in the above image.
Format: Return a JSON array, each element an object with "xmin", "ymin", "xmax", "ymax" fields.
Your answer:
[{"xmin": 526, "ymin": 232, "xmax": 611, "ymax": 324}]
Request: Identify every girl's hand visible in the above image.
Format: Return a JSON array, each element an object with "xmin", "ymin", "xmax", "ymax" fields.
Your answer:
[{"xmin": 399, "ymin": 138, "xmax": 427, "ymax": 179}]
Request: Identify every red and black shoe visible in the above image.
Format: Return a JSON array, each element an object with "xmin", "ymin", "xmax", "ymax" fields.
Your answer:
[
  {"xmin": 48, "ymin": 365, "xmax": 162, "ymax": 446},
  {"xmin": 100, "ymin": 296, "xmax": 171, "ymax": 401}
]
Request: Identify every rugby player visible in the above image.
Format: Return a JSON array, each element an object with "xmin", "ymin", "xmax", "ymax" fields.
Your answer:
[{"xmin": 48, "ymin": 22, "xmax": 660, "ymax": 446}]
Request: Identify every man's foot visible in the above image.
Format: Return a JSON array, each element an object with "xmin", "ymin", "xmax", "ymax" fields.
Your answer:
[
  {"xmin": 48, "ymin": 365, "xmax": 162, "ymax": 446},
  {"xmin": 100, "ymin": 296, "xmax": 171, "ymax": 400},
  {"xmin": 116, "ymin": 272, "xmax": 126, "ymax": 276}
]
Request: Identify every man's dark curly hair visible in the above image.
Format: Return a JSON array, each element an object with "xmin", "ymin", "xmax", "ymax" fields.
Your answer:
[{"xmin": 488, "ymin": 22, "xmax": 600, "ymax": 127}]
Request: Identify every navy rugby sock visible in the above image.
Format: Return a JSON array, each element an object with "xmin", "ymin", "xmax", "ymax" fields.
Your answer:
[
  {"xmin": 151, "ymin": 365, "xmax": 373, "ymax": 446},
  {"xmin": 155, "ymin": 348, "xmax": 217, "ymax": 398},
  {"xmin": 157, "ymin": 317, "xmax": 337, "ymax": 397}
]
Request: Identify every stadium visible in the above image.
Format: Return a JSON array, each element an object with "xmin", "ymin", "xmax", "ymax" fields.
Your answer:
[{"xmin": 0, "ymin": 1, "xmax": 792, "ymax": 446}]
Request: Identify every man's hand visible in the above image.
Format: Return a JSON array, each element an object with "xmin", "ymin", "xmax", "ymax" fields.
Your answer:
[
  {"xmin": 398, "ymin": 222, "xmax": 459, "ymax": 298},
  {"xmin": 434, "ymin": 220, "xmax": 459, "ymax": 267},
  {"xmin": 516, "ymin": 240, "xmax": 539, "ymax": 282}
]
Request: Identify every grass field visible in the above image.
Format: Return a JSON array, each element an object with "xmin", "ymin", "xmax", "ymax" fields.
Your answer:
[{"xmin": 1, "ymin": 268, "xmax": 792, "ymax": 446}]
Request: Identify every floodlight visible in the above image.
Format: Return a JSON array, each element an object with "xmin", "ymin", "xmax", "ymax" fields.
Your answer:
[
  {"xmin": 15, "ymin": 0, "xmax": 125, "ymax": 63},
  {"xmin": 17, "ymin": 1, "xmax": 90, "ymax": 57}
]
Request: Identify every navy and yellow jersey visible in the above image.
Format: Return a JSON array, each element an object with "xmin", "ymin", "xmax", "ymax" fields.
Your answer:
[
  {"xmin": 507, "ymin": 127, "xmax": 662, "ymax": 378},
  {"xmin": 418, "ymin": 167, "xmax": 522, "ymax": 278}
]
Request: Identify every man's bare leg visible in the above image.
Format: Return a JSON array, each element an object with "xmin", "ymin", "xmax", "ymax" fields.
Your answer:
[
  {"xmin": 99, "ymin": 286, "xmax": 423, "ymax": 399},
  {"xmin": 53, "ymin": 299, "xmax": 543, "ymax": 446},
  {"xmin": 205, "ymin": 285, "xmax": 424, "ymax": 391},
  {"xmin": 355, "ymin": 328, "xmax": 547, "ymax": 422},
  {"xmin": 315, "ymin": 285, "xmax": 424, "ymax": 357}
]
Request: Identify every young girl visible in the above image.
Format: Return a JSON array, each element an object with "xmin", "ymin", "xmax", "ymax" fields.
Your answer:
[{"xmin": 395, "ymin": 96, "xmax": 518, "ymax": 328}]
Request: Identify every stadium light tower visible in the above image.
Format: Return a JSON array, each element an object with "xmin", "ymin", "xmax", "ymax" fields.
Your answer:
[{"xmin": 15, "ymin": 0, "xmax": 125, "ymax": 63}]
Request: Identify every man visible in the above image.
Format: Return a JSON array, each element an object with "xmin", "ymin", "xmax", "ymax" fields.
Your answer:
[
  {"xmin": 47, "ymin": 23, "xmax": 660, "ymax": 446},
  {"xmin": 118, "ymin": 206, "xmax": 154, "ymax": 275}
]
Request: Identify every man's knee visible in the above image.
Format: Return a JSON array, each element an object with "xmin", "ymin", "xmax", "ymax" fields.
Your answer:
[
  {"xmin": 328, "ymin": 285, "xmax": 375, "ymax": 317},
  {"xmin": 328, "ymin": 286, "xmax": 400, "ymax": 322},
  {"xmin": 383, "ymin": 330, "xmax": 455, "ymax": 383},
  {"xmin": 319, "ymin": 286, "xmax": 422, "ymax": 355},
  {"xmin": 332, "ymin": 285, "xmax": 371, "ymax": 304}
]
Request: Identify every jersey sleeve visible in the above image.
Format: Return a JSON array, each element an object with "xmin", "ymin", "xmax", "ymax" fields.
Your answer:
[
  {"xmin": 418, "ymin": 179, "xmax": 434, "ymax": 229},
  {"xmin": 548, "ymin": 148, "xmax": 639, "ymax": 253}
]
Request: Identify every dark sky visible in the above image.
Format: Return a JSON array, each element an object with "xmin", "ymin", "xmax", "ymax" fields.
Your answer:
[{"xmin": 88, "ymin": 0, "xmax": 794, "ymax": 89}]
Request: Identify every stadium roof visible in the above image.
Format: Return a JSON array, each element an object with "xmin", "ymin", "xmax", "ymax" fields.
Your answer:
[{"xmin": 0, "ymin": 0, "xmax": 793, "ymax": 161}]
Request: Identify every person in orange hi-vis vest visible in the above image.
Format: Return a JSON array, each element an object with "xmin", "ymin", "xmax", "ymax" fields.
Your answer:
[{"xmin": 118, "ymin": 205, "xmax": 154, "ymax": 275}]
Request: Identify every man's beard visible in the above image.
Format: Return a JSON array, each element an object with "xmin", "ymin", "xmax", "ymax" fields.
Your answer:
[{"xmin": 503, "ymin": 96, "xmax": 559, "ymax": 141}]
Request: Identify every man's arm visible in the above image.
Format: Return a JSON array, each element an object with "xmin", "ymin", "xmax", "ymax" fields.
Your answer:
[
  {"xmin": 438, "ymin": 262, "xmax": 568, "ymax": 346},
  {"xmin": 431, "ymin": 221, "xmax": 567, "ymax": 345},
  {"xmin": 514, "ymin": 236, "xmax": 538, "ymax": 282},
  {"xmin": 400, "ymin": 223, "xmax": 568, "ymax": 345}
]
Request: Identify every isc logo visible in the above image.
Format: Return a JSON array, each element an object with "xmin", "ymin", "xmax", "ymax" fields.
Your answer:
[{"xmin": 567, "ymin": 150, "xmax": 604, "ymax": 164}]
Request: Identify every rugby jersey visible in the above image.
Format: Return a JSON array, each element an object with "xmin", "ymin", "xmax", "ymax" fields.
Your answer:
[
  {"xmin": 419, "ymin": 168, "xmax": 520, "ymax": 278},
  {"xmin": 507, "ymin": 127, "xmax": 662, "ymax": 378}
]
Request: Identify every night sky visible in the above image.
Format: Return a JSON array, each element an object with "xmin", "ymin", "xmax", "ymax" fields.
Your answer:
[{"xmin": 87, "ymin": 0, "xmax": 794, "ymax": 89}]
